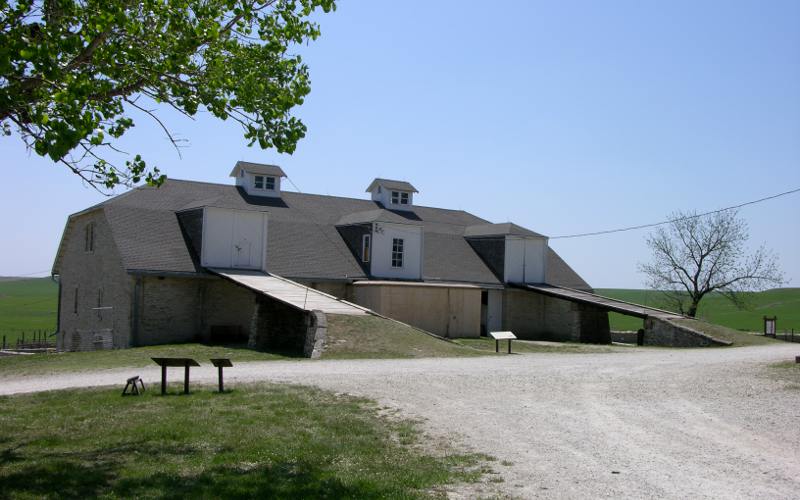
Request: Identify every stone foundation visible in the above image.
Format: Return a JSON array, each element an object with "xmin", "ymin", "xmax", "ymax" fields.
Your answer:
[{"xmin": 643, "ymin": 317, "xmax": 731, "ymax": 347}]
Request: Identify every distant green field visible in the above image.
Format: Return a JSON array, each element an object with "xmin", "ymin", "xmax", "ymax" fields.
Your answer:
[
  {"xmin": 0, "ymin": 278, "xmax": 58, "ymax": 345},
  {"xmin": 595, "ymin": 288, "xmax": 800, "ymax": 333}
]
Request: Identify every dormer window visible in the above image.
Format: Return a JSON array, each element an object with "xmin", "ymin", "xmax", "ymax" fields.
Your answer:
[
  {"xmin": 230, "ymin": 161, "xmax": 286, "ymax": 198},
  {"xmin": 366, "ymin": 178, "xmax": 418, "ymax": 211},
  {"xmin": 391, "ymin": 191, "xmax": 409, "ymax": 205},
  {"xmin": 253, "ymin": 175, "xmax": 276, "ymax": 191}
]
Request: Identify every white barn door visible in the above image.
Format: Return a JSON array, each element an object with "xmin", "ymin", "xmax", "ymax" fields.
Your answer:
[{"xmin": 232, "ymin": 211, "xmax": 263, "ymax": 269}]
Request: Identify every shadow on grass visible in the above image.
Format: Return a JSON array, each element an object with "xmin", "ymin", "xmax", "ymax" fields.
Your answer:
[{"xmin": 1, "ymin": 443, "xmax": 395, "ymax": 499}]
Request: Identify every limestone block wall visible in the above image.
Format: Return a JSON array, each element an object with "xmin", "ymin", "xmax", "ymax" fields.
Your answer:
[
  {"xmin": 502, "ymin": 289, "xmax": 610, "ymax": 343},
  {"xmin": 57, "ymin": 209, "xmax": 133, "ymax": 350},
  {"xmin": 351, "ymin": 283, "xmax": 481, "ymax": 338},
  {"xmin": 503, "ymin": 289, "xmax": 579, "ymax": 341},
  {"xmin": 135, "ymin": 276, "xmax": 202, "ymax": 345},
  {"xmin": 249, "ymin": 295, "xmax": 309, "ymax": 354},
  {"xmin": 201, "ymin": 278, "xmax": 258, "ymax": 342},
  {"xmin": 643, "ymin": 317, "xmax": 729, "ymax": 347},
  {"xmin": 304, "ymin": 310, "xmax": 327, "ymax": 359}
]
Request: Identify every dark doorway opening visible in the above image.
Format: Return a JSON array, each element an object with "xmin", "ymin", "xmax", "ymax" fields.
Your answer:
[{"xmin": 480, "ymin": 290, "xmax": 489, "ymax": 337}]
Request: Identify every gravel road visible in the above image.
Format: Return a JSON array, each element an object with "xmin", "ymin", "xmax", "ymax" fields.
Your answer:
[{"xmin": 3, "ymin": 344, "xmax": 799, "ymax": 499}]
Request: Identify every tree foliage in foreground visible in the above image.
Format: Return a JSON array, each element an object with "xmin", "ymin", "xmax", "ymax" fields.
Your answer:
[
  {"xmin": 639, "ymin": 210, "xmax": 784, "ymax": 318},
  {"xmin": 0, "ymin": 0, "xmax": 335, "ymax": 189}
]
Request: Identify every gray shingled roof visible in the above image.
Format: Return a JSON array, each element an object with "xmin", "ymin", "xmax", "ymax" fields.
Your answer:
[
  {"xmin": 336, "ymin": 209, "xmax": 422, "ymax": 226},
  {"xmin": 229, "ymin": 161, "xmax": 286, "ymax": 178},
  {"xmin": 63, "ymin": 178, "xmax": 589, "ymax": 289},
  {"xmin": 465, "ymin": 222, "xmax": 546, "ymax": 238},
  {"xmin": 365, "ymin": 178, "xmax": 418, "ymax": 193}
]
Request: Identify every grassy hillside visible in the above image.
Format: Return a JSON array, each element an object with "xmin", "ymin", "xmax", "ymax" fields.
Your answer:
[
  {"xmin": 324, "ymin": 314, "xmax": 484, "ymax": 359},
  {"xmin": 0, "ymin": 278, "xmax": 58, "ymax": 345},
  {"xmin": 596, "ymin": 288, "xmax": 800, "ymax": 333}
]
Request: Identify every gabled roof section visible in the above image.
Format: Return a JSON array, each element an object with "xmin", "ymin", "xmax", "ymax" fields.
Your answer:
[
  {"xmin": 464, "ymin": 222, "xmax": 546, "ymax": 239},
  {"xmin": 67, "ymin": 178, "xmax": 590, "ymax": 288},
  {"xmin": 336, "ymin": 209, "xmax": 422, "ymax": 227},
  {"xmin": 229, "ymin": 161, "xmax": 286, "ymax": 178},
  {"xmin": 365, "ymin": 178, "xmax": 418, "ymax": 193}
]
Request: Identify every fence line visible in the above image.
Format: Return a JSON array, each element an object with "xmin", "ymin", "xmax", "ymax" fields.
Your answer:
[{"xmin": 1, "ymin": 330, "xmax": 57, "ymax": 350}]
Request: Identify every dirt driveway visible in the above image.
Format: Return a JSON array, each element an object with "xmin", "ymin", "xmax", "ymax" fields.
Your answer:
[{"xmin": 3, "ymin": 344, "xmax": 799, "ymax": 498}]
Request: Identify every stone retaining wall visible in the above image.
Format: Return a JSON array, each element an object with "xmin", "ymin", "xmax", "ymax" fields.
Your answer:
[{"xmin": 643, "ymin": 317, "xmax": 731, "ymax": 347}]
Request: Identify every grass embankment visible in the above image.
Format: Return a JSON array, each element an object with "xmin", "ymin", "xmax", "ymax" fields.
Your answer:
[
  {"xmin": 596, "ymin": 288, "xmax": 800, "ymax": 332},
  {"xmin": 324, "ymin": 314, "xmax": 485, "ymax": 359},
  {"xmin": 452, "ymin": 337, "xmax": 626, "ymax": 354},
  {"xmin": 0, "ymin": 384, "xmax": 490, "ymax": 498},
  {"xmin": 0, "ymin": 343, "xmax": 287, "ymax": 377},
  {"xmin": 0, "ymin": 278, "xmax": 57, "ymax": 345},
  {"xmin": 670, "ymin": 319, "xmax": 779, "ymax": 347}
]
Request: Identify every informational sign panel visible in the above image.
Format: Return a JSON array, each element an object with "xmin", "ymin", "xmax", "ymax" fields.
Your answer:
[
  {"xmin": 764, "ymin": 316, "xmax": 777, "ymax": 336},
  {"xmin": 490, "ymin": 331, "xmax": 517, "ymax": 340}
]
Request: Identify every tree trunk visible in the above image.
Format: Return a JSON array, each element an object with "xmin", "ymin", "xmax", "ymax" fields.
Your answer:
[{"xmin": 686, "ymin": 299, "xmax": 700, "ymax": 318}]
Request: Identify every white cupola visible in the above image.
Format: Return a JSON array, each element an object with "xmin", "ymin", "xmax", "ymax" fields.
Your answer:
[
  {"xmin": 365, "ymin": 178, "xmax": 418, "ymax": 211},
  {"xmin": 230, "ymin": 161, "xmax": 286, "ymax": 198}
]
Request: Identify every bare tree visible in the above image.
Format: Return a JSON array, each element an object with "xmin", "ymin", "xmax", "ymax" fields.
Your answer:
[{"xmin": 638, "ymin": 210, "xmax": 784, "ymax": 317}]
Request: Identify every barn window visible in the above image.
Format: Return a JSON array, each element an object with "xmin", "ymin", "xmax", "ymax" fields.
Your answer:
[
  {"xmin": 362, "ymin": 234, "xmax": 371, "ymax": 263},
  {"xmin": 391, "ymin": 191, "xmax": 409, "ymax": 205},
  {"xmin": 84, "ymin": 223, "xmax": 95, "ymax": 252},
  {"xmin": 265, "ymin": 176, "xmax": 275, "ymax": 190},
  {"xmin": 254, "ymin": 175, "xmax": 264, "ymax": 189},
  {"xmin": 391, "ymin": 238, "xmax": 404, "ymax": 268}
]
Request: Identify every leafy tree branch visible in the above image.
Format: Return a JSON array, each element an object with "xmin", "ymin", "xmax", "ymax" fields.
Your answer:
[{"xmin": 1, "ymin": 0, "xmax": 336, "ymax": 191}]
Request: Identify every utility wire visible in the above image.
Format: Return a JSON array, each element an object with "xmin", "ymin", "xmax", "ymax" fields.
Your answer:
[
  {"xmin": 2, "ymin": 269, "xmax": 52, "ymax": 277},
  {"xmin": 549, "ymin": 187, "xmax": 800, "ymax": 240}
]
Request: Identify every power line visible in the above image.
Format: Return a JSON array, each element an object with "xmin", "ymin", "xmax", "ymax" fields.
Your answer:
[
  {"xmin": 549, "ymin": 186, "xmax": 800, "ymax": 240},
  {"xmin": 2, "ymin": 269, "xmax": 52, "ymax": 277}
]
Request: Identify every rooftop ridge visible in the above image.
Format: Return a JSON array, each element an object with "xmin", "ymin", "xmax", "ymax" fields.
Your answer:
[{"xmin": 141, "ymin": 178, "xmax": 490, "ymax": 222}]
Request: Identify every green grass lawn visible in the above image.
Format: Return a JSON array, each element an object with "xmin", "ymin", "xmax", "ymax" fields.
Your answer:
[
  {"xmin": 0, "ymin": 278, "xmax": 58, "ymax": 345},
  {"xmin": 669, "ymin": 319, "xmax": 778, "ymax": 347},
  {"xmin": 0, "ymin": 384, "xmax": 492, "ymax": 498},
  {"xmin": 452, "ymin": 337, "xmax": 627, "ymax": 354},
  {"xmin": 324, "ymin": 315, "xmax": 486, "ymax": 359},
  {"xmin": 596, "ymin": 288, "xmax": 800, "ymax": 333},
  {"xmin": 0, "ymin": 343, "xmax": 289, "ymax": 377}
]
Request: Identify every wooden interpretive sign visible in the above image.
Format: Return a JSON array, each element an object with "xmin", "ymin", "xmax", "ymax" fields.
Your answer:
[{"xmin": 489, "ymin": 331, "xmax": 517, "ymax": 354}]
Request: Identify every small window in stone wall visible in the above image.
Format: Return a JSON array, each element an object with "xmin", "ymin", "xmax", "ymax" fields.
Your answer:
[
  {"xmin": 84, "ymin": 223, "xmax": 95, "ymax": 252},
  {"xmin": 73, "ymin": 287, "xmax": 79, "ymax": 314}
]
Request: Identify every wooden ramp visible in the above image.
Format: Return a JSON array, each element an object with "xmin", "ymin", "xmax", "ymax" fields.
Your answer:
[
  {"xmin": 208, "ymin": 269, "xmax": 369, "ymax": 316},
  {"xmin": 520, "ymin": 284, "xmax": 683, "ymax": 320}
]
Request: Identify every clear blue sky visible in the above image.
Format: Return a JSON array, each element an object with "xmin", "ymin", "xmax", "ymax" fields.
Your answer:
[{"xmin": 1, "ymin": 0, "xmax": 798, "ymax": 288}]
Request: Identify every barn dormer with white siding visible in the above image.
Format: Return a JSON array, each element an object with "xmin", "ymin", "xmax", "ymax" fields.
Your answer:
[
  {"xmin": 230, "ymin": 161, "xmax": 286, "ymax": 198},
  {"xmin": 366, "ymin": 178, "xmax": 418, "ymax": 211}
]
